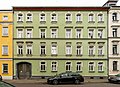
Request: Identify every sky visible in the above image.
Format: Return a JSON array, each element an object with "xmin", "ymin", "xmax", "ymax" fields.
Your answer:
[{"xmin": 0, "ymin": 0, "xmax": 120, "ymax": 9}]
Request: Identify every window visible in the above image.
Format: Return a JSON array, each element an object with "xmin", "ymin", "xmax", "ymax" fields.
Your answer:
[
  {"xmin": 76, "ymin": 62, "xmax": 82, "ymax": 71},
  {"xmin": 17, "ymin": 45, "xmax": 23, "ymax": 55},
  {"xmin": 98, "ymin": 62, "xmax": 103, "ymax": 72},
  {"xmin": 112, "ymin": 28, "xmax": 117, "ymax": 37},
  {"xmin": 66, "ymin": 45, "xmax": 72, "ymax": 55},
  {"xmin": 26, "ymin": 29, "xmax": 32, "ymax": 38},
  {"xmin": 76, "ymin": 14, "xmax": 81, "ymax": 22},
  {"xmin": 76, "ymin": 29, "xmax": 81, "ymax": 38},
  {"xmin": 2, "ymin": 64, "xmax": 8, "ymax": 73},
  {"xmin": 26, "ymin": 45, "xmax": 32, "ymax": 55},
  {"xmin": 17, "ymin": 13, "xmax": 23, "ymax": 22},
  {"xmin": 98, "ymin": 14, "xmax": 103, "ymax": 22},
  {"xmin": 26, "ymin": 13, "xmax": 32, "ymax": 22},
  {"xmin": 3, "ymin": 15, "xmax": 8, "ymax": 21},
  {"xmin": 89, "ymin": 46, "xmax": 94, "ymax": 56},
  {"xmin": 2, "ymin": 27, "xmax": 8, "ymax": 36},
  {"xmin": 66, "ymin": 62, "xmax": 71, "ymax": 71},
  {"xmin": 113, "ymin": 61, "xmax": 118, "ymax": 71},
  {"xmin": 88, "ymin": 29, "xmax": 94, "ymax": 38},
  {"xmin": 40, "ymin": 62, "xmax": 46, "ymax": 71},
  {"xmin": 17, "ymin": 29, "xmax": 23, "ymax": 38},
  {"xmin": 40, "ymin": 13, "xmax": 46, "ymax": 21},
  {"xmin": 2, "ymin": 45, "xmax": 8, "ymax": 55},
  {"xmin": 89, "ymin": 62, "xmax": 94, "ymax": 71},
  {"xmin": 89, "ymin": 14, "xmax": 94, "ymax": 22},
  {"xmin": 51, "ymin": 45, "xmax": 57, "ymax": 55},
  {"xmin": 40, "ymin": 29, "xmax": 45, "ymax": 38},
  {"xmin": 51, "ymin": 29, "xmax": 57, "ymax": 38},
  {"xmin": 66, "ymin": 29, "xmax": 71, "ymax": 38},
  {"xmin": 77, "ymin": 46, "xmax": 82, "ymax": 55},
  {"xmin": 40, "ymin": 45, "xmax": 46, "ymax": 55},
  {"xmin": 66, "ymin": 13, "xmax": 71, "ymax": 22},
  {"xmin": 51, "ymin": 13, "xmax": 57, "ymax": 21},
  {"xmin": 98, "ymin": 29, "xmax": 103, "ymax": 38},
  {"xmin": 51, "ymin": 61, "xmax": 57, "ymax": 71},
  {"xmin": 112, "ymin": 13, "xmax": 117, "ymax": 21},
  {"xmin": 98, "ymin": 46, "xmax": 104, "ymax": 56},
  {"xmin": 112, "ymin": 45, "xmax": 118, "ymax": 55}
]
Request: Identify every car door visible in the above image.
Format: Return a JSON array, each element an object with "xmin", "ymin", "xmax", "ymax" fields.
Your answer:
[{"xmin": 59, "ymin": 73, "xmax": 69, "ymax": 83}]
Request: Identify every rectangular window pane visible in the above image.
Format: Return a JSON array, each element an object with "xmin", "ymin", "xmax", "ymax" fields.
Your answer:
[
  {"xmin": 40, "ymin": 62, "xmax": 46, "ymax": 71},
  {"xmin": 3, "ymin": 64, "xmax": 8, "ymax": 73},
  {"xmin": 2, "ymin": 27, "xmax": 8, "ymax": 36},
  {"xmin": 2, "ymin": 45, "xmax": 8, "ymax": 55},
  {"xmin": 41, "ymin": 45, "xmax": 45, "ymax": 55}
]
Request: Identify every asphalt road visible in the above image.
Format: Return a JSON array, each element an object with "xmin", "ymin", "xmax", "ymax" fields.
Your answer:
[{"xmin": 11, "ymin": 82, "xmax": 120, "ymax": 87}]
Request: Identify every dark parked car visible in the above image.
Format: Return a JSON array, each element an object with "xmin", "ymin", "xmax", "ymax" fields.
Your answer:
[
  {"xmin": 108, "ymin": 73, "xmax": 120, "ymax": 83},
  {"xmin": 0, "ymin": 81, "xmax": 15, "ymax": 87},
  {"xmin": 47, "ymin": 72, "xmax": 84, "ymax": 85}
]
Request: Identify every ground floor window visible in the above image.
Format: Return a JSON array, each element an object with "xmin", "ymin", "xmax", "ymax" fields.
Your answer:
[
  {"xmin": 66, "ymin": 62, "xmax": 71, "ymax": 71},
  {"xmin": 89, "ymin": 62, "xmax": 94, "ymax": 72},
  {"xmin": 40, "ymin": 62, "xmax": 46, "ymax": 71},
  {"xmin": 51, "ymin": 61, "xmax": 57, "ymax": 71},
  {"xmin": 76, "ymin": 62, "xmax": 82, "ymax": 71},
  {"xmin": 98, "ymin": 62, "xmax": 103, "ymax": 72},
  {"xmin": 113, "ymin": 61, "xmax": 118, "ymax": 71},
  {"xmin": 2, "ymin": 64, "xmax": 8, "ymax": 73}
]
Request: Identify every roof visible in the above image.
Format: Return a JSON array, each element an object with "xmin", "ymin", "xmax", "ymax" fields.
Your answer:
[{"xmin": 13, "ymin": 7, "xmax": 109, "ymax": 11}]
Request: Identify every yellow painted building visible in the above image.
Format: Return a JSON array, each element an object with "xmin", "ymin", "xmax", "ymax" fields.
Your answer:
[{"xmin": 0, "ymin": 10, "xmax": 13, "ymax": 80}]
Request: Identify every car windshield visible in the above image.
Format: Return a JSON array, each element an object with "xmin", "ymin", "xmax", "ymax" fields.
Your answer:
[
  {"xmin": 0, "ymin": 81, "xmax": 15, "ymax": 87},
  {"xmin": 115, "ymin": 74, "xmax": 120, "ymax": 77}
]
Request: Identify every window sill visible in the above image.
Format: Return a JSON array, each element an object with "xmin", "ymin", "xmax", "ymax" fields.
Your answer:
[
  {"xmin": 51, "ymin": 54, "xmax": 58, "ymax": 56},
  {"xmin": 51, "ymin": 21, "xmax": 57, "ymax": 24},
  {"xmin": 112, "ymin": 54, "xmax": 119, "ymax": 55},
  {"xmin": 26, "ymin": 54, "xmax": 32, "ymax": 56},
  {"xmin": 40, "ymin": 21, "xmax": 46, "ymax": 24},
  {"xmin": 89, "ymin": 71, "xmax": 95, "ymax": 73},
  {"xmin": 76, "ymin": 71, "xmax": 82, "ymax": 73},
  {"xmin": 51, "ymin": 70, "xmax": 57, "ymax": 72},
  {"xmin": 17, "ymin": 54, "xmax": 23, "ymax": 56},
  {"xmin": 89, "ymin": 55, "xmax": 95, "ymax": 56},
  {"xmin": 40, "ymin": 70, "xmax": 46, "ymax": 72},
  {"xmin": 40, "ymin": 54, "xmax": 46, "ymax": 56},
  {"xmin": 98, "ymin": 21, "xmax": 104, "ymax": 23},
  {"xmin": 26, "ymin": 21, "xmax": 33, "ymax": 23},
  {"xmin": 112, "ymin": 20, "xmax": 119, "ymax": 22},
  {"xmin": 98, "ymin": 71, "xmax": 104, "ymax": 73},
  {"xmin": 17, "ymin": 21, "xmax": 23, "ymax": 23},
  {"xmin": 2, "ymin": 35, "xmax": 8, "ymax": 37},
  {"xmin": 76, "ymin": 21, "xmax": 82, "ymax": 23},
  {"xmin": 66, "ymin": 21, "xmax": 72, "ymax": 23},
  {"xmin": 88, "ymin": 21, "xmax": 95, "ymax": 23},
  {"xmin": 112, "ymin": 70, "xmax": 119, "ymax": 72},
  {"xmin": 98, "ymin": 55, "xmax": 104, "ymax": 56},
  {"xmin": 2, "ymin": 73, "xmax": 8, "ymax": 74},
  {"xmin": 2, "ymin": 54, "xmax": 8, "ymax": 56},
  {"xmin": 76, "ymin": 55, "xmax": 83, "ymax": 56},
  {"xmin": 66, "ymin": 54, "xmax": 72, "ymax": 56}
]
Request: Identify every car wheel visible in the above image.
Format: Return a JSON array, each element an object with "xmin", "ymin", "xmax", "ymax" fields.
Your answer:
[
  {"xmin": 75, "ymin": 79, "xmax": 80, "ymax": 84},
  {"xmin": 53, "ymin": 80, "xmax": 58, "ymax": 85}
]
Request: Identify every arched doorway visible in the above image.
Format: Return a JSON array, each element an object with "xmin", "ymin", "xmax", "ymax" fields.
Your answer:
[{"xmin": 17, "ymin": 62, "xmax": 31, "ymax": 79}]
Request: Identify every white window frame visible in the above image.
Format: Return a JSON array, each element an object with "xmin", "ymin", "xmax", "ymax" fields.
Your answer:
[
  {"xmin": 89, "ymin": 62, "xmax": 95, "ymax": 71},
  {"xmin": 98, "ymin": 45, "xmax": 104, "ymax": 56},
  {"xmin": 65, "ymin": 61, "xmax": 72, "ymax": 71},
  {"xmin": 66, "ymin": 13, "xmax": 72, "ymax": 22},
  {"xmin": 88, "ymin": 45, "xmax": 95, "ymax": 56},
  {"xmin": 40, "ymin": 13, "xmax": 46, "ymax": 22},
  {"xmin": 40, "ymin": 61, "xmax": 46, "ymax": 71},
  {"xmin": 40, "ymin": 29, "xmax": 46, "ymax": 38},
  {"xmin": 26, "ymin": 13, "xmax": 33, "ymax": 22},
  {"xmin": 66, "ymin": 29, "xmax": 71, "ymax": 38},
  {"xmin": 51, "ymin": 44, "xmax": 57, "ymax": 55},
  {"xmin": 88, "ymin": 29, "xmax": 94, "ymax": 38},
  {"xmin": 17, "ymin": 45, "xmax": 23, "ymax": 55},
  {"xmin": 76, "ymin": 13, "xmax": 82, "ymax": 22},
  {"xmin": 88, "ymin": 13, "xmax": 94, "ymax": 22},
  {"xmin": 26, "ymin": 29, "xmax": 33, "ymax": 38},
  {"xmin": 51, "ymin": 13, "xmax": 57, "ymax": 21},
  {"xmin": 76, "ymin": 61, "xmax": 82, "ymax": 71},
  {"xmin": 2, "ymin": 27, "xmax": 8, "ymax": 36},
  {"xmin": 98, "ymin": 29, "xmax": 103, "ymax": 38},
  {"xmin": 66, "ymin": 45, "xmax": 72, "ymax": 55},
  {"xmin": 76, "ymin": 45, "xmax": 82, "ymax": 55},
  {"xmin": 26, "ymin": 44, "xmax": 32, "ymax": 55},
  {"xmin": 51, "ymin": 61, "xmax": 58, "ymax": 71},
  {"xmin": 98, "ymin": 14, "xmax": 104, "ymax": 22},
  {"xmin": 76, "ymin": 29, "xmax": 81, "ymax": 38},
  {"xmin": 40, "ymin": 45, "xmax": 46, "ymax": 55},
  {"xmin": 17, "ymin": 13, "xmax": 24, "ymax": 22},
  {"xmin": 2, "ymin": 45, "xmax": 8, "ymax": 55},
  {"xmin": 51, "ymin": 29, "xmax": 57, "ymax": 38},
  {"xmin": 2, "ymin": 64, "xmax": 8, "ymax": 73},
  {"xmin": 98, "ymin": 62, "xmax": 104, "ymax": 72},
  {"xmin": 17, "ymin": 29, "xmax": 24, "ymax": 38},
  {"xmin": 112, "ymin": 12, "xmax": 117, "ymax": 21}
]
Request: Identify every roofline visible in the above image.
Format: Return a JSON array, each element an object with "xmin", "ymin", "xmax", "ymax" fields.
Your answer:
[
  {"xmin": 103, "ymin": 0, "xmax": 118, "ymax": 6},
  {"xmin": 0, "ymin": 10, "xmax": 12, "ymax": 12},
  {"xmin": 13, "ymin": 7, "xmax": 110, "ymax": 11}
]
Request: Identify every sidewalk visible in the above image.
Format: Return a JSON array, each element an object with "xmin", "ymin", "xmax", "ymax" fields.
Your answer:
[{"xmin": 4, "ymin": 79, "xmax": 108, "ymax": 84}]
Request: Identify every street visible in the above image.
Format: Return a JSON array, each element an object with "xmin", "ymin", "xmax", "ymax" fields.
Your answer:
[{"xmin": 11, "ymin": 82, "xmax": 120, "ymax": 87}]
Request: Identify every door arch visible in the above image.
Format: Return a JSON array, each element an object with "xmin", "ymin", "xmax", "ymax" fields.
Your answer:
[{"xmin": 17, "ymin": 62, "xmax": 31, "ymax": 79}]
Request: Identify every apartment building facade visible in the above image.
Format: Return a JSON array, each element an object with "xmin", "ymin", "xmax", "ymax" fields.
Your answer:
[
  {"xmin": 13, "ymin": 7, "xmax": 109, "ymax": 79},
  {"xmin": 0, "ymin": 10, "xmax": 13, "ymax": 79},
  {"xmin": 109, "ymin": 6, "xmax": 120, "ymax": 75}
]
